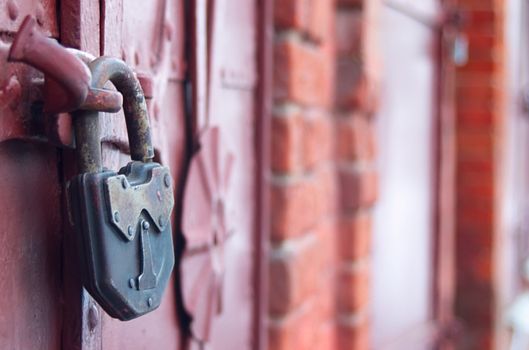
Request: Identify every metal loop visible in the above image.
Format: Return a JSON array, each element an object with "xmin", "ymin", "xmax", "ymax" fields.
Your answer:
[{"xmin": 74, "ymin": 57, "xmax": 154, "ymax": 173}]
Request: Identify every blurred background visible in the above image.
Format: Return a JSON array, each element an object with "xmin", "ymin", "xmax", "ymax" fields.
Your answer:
[{"xmin": 269, "ymin": 0, "xmax": 529, "ymax": 349}]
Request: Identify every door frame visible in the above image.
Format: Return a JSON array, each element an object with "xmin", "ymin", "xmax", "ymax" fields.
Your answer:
[{"xmin": 253, "ymin": 0, "xmax": 272, "ymax": 348}]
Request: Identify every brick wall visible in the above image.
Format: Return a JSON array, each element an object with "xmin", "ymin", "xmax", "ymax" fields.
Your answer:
[
  {"xmin": 268, "ymin": 1, "xmax": 378, "ymax": 349},
  {"xmin": 454, "ymin": 0, "xmax": 506, "ymax": 348},
  {"xmin": 334, "ymin": 0, "xmax": 378, "ymax": 348}
]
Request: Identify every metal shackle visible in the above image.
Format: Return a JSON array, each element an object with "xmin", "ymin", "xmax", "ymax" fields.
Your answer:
[{"xmin": 74, "ymin": 57, "xmax": 154, "ymax": 173}]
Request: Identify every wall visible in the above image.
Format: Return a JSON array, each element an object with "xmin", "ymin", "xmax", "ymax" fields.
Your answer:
[
  {"xmin": 454, "ymin": 0, "xmax": 506, "ymax": 348},
  {"xmin": 268, "ymin": 0, "xmax": 379, "ymax": 349}
]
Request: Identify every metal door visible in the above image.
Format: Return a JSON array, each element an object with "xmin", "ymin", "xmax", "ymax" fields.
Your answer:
[
  {"xmin": 372, "ymin": 0, "xmax": 442, "ymax": 348},
  {"xmin": 179, "ymin": 1, "xmax": 263, "ymax": 348},
  {"xmin": 0, "ymin": 0, "xmax": 264, "ymax": 348},
  {"xmin": 0, "ymin": 4, "xmax": 63, "ymax": 349}
]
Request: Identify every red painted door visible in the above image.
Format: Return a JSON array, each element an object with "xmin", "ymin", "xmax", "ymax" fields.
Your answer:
[
  {"xmin": 180, "ymin": 1, "xmax": 263, "ymax": 349},
  {"xmin": 0, "ymin": 0, "xmax": 264, "ymax": 349},
  {"xmin": 372, "ymin": 0, "xmax": 442, "ymax": 348},
  {"xmin": 0, "ymin": 4, "xmax": 63, "ymax": 349}
]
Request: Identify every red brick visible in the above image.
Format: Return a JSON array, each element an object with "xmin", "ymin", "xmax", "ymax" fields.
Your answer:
[
  {"xmin": 458, "ymin": 59, "xmax": 499, "ymax": 74},
  {"xmin": 274, "ymin": 0, "xmax": 305, "ymax": 30},
  {"xmin": 462, "ymin": 32, "xmax": 503, "ymax": 51},
  {"xmin": 315, "ymin": 270, "xmax": 335, "ymax": 320},
  {"xmin": 335, "ymin": 58, "xmax": 363, "ymax": 109},
  {"xmin": 457, "ymin": 111, "xmax": 494, "ymax": 129},
  {"xmin": 337, "ymin": 0, "xmax": 363, "ymax": 8},
  {"xmin": 268, "ymin": 301, "xmax": 319, "ymax": 350},
  {"xmin": 338, "ymin": 212, "xmax": 371, "ymax": 260},
  {"xmin": 456, "ymin": 93, "xmax": 496, "ymax": 113},
  {"xmin": 336, "ymin": 9, "xmax": 363, "ymax": 56},
  {"xmin": 457, "ymin": 158, "xmax": 493, "ymax": 174},
  {"xmin": 337, "ymin": 114, "xmax": 375, "ymax": 161},
  {"xmin": 335, "ymin": 59, "xmax": 378, "ymax": 114},
  {"xmin": 466, "ymin": 45, "xmax": 500, "ymax": 63},
  {"xmin": 270, "ymin": 177, "xmax": 319, "ymax": 241},
  {"xmin": 337, "ymin": 264, "xmax": 369, "ymax": 313},
  {"xmin": 269, "ymin": 236, "xmax": 320, "ymax": 315},
  {"xmin": 455, "ymin": 285, "xmax": 494, "ymax": 328},
  {"xmin": 457, "ymin": 160, "xmax": 494, "ymax": 182},
  {"xmin": 274, "ymin": 39, "xmax": 331, "ymax": 107},
  {"xmin": 455, "ymin": 72, "xmax": 497, "ymax": 88},
  {"xmin": 314, "ymin": 166, "xmax": 338, "ymax": 218},
  {"xmin": 456, "ymin": 85, "xmax": 499, "ymax": 103},
  {"xmin": 457, "ymin": 205, "xmax": 494, "ymax": 235},
  {"xmin": 316, "ymin": 219, "xmax": 338, "ymax": 269},
  {"xmin": 456, "ymin": 239, "xmax": 493, "ymax": 285},
  {"xmin": 303, "ymin": 111, "xmax": 333, "ymax": 169},
  {"xmin": 307, "ymin": 0, "xmax": 333, "ymax": 43},
  {"xmin": 337, "ymin": 317, "xmax": 369, "ymax": 350},
  {"xmin": 274, "ymin": 0, "xmax": 332, "ymax": 43},
  {"xmin": 313, "ymin": 321, "xmax": 336, "ymax": 350},
  {"xmin": 339, "ymin": 168, "xmax": 378, "ymax": 211},
  {"xmin": 458, "ymin": 0, "xmax": 497, "ymax": 12},
  {"xmin": 470, "ymin": 10, "xmax": 497, "ymax": 24},
  {"xmin": 456, "ymin": 329, "xmax": 494, "ymax": 350},
  {"xmin": 456, "ymin": 130, "xmax": 494, "ymax": 160},
  {"xmin": 271, "ymin": 114, "xmax": 303, "ymax": 173},
  {"xmin": 457, "ymin": 178, "xmax": 494, "ymax": 200}
]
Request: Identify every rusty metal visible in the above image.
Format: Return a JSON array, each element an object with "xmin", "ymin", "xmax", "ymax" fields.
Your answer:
[
  {"xmin": 8, "ymin": 16, "xmax": 123, "ymax": 116},
  {"xmin": 8, "ymin": 16, "xmax": 91, "ymax": 113},
  {"xmin": 0, "ymin": 0, "xmax": 58, "ymax": 36},
  {"xmin": 82, "ymin": 87, "xmax": 122, "ymax": 113},
  {"xmin": 72, "ymin": 56, "xmax": 154, "ymax": 173},
  {"xmin": 86, "ymin": 56, "xmax": 154, "ymax": 164}
]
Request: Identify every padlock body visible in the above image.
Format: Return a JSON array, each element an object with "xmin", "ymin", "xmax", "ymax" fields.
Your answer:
[{"xmin": 69, "ymin": 161, "xmax": 175, "ymax": 320}]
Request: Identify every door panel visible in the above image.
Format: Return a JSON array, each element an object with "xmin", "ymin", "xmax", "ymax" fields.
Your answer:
[
  {"xmin": 0, "ymin": 0, "xmax": 58, "ymax": 36},
  {"xmin": 180, "ymin": 0, "xmax": 259, "ymax": 348},
  {"xmin": 0, "ymin": 2, "xmax": 62, "ymax": 348},
  {"xmin": 0, "ymin": 0, "xmax": 262, "ymax": 348},
  {"xmin": 372, "ymin": 1, "xmax": 438, "ymax": 348},
  {"xmin": 0, "ymin": 141, "xmax": 62, "ymax": 349}
]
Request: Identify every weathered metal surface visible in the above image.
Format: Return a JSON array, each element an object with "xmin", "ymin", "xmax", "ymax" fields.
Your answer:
[
  {"xmin": 81, "ymin": 87, "xmax": 123, "ymax": 113},
  {"xmin": 189, "ymin": 0, "xmax": 210, "ymax": 135},
  {"xmin": 8, "ymin": 16, "xmax": 91, "ymax": 113},
  {"xmin": 106, "ymin": 164, "xmax": 174, "ymax": 241},
  {"xmin": 0, "ymin": 49, "xmax": 47, "ymax": 144},
  {"xmin": 4, "ymin": 18, "xmax": 123, "ymax": 154},
  {"xmin": 66, "ymin": 52, "xmax": 175, "ymax": 321},
  {"xmin": 71, "ymin": 56, "xmax": 154, "ymax": 174},
  {"xmin": 69, "ymin": 161, "xmax": 175, "ymax": 320},
  {"xmin": 180, "ymin": 0, "xmax": 260, "ymax": 348},
  {"xmin": 88, "ymin": 57, "xmax": 154, "ymax": 163},
  {"xmin": 181, "ymin": 127, "xmax": 234, "ymax": 341},
  {"xmin": 0, "ymin": 141, "xmax": 63, "ymax": 349},
  {"xmin": 0, "ymin": 0, "xmax": 58, "ymax": 36},
  {"xmin": 58, "ymin": 0, "xmax": 103, "ymax": 348}
]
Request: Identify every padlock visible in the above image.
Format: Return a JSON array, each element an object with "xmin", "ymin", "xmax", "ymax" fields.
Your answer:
[{"xmin": 68, "ymin": 57, "xmax": 175, "ymax": 320}]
